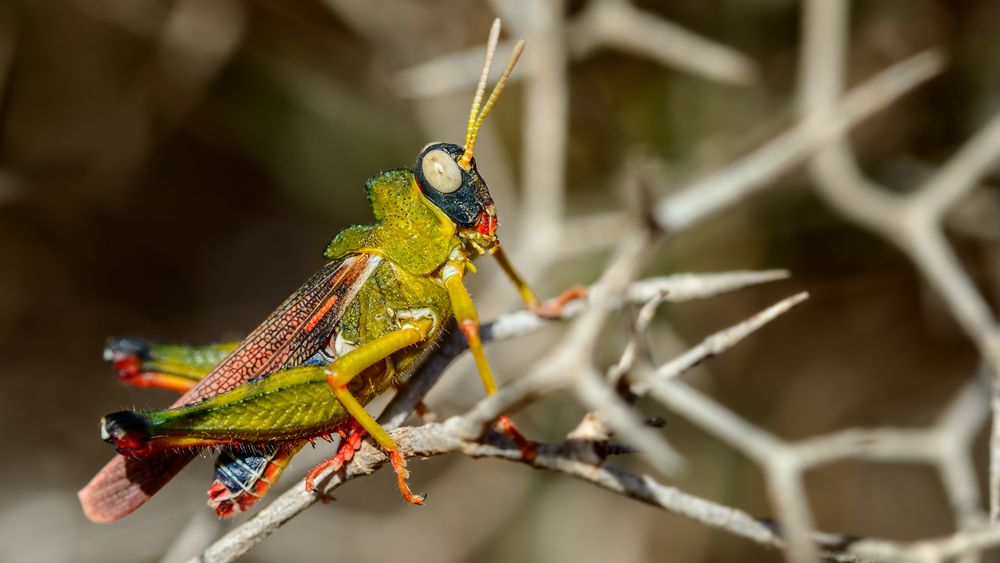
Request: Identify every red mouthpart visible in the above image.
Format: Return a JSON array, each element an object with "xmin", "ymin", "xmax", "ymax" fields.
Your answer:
[{"xmin": 476, "ymin": 210, "xmax": 497, "ymax": 236}]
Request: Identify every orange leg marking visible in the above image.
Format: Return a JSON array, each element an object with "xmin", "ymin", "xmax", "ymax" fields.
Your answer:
[
  {"xmin": 532, "ymin": 285, "xmax": 589, "ymax": 319},
  {"xmin": 390, "ymin": 450, "xmax": 425, "ymax": 505},
  {"xmin": 496, "ymin": 415, "xmax": 537, "ymax": 462}
]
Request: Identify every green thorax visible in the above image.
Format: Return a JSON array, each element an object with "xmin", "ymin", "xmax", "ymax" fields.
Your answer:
[{"xmin": 324, "ymin": 169, "xmax": 461, "ymax": 276}]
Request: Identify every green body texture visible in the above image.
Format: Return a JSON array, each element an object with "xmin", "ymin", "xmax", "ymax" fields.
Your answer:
[
  {"xmin": 121, "ymin": 169, "xmax": 459, "ymax": 446},
  {"xmin": 325, "ymin": 169, "xmax": 460, "ymax": 274},
  {"xmin": 82, "ymin": 22, "xmax": 534, "ymax": 521}
]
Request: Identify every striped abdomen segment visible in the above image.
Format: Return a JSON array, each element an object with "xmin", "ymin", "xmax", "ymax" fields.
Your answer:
[{"xmin": 208, "ymin": 443, "xmax": 303, "ymax": 517}]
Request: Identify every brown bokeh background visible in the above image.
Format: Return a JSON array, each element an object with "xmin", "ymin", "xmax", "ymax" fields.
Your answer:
[{"xmin": 1, "ymin": 1, "xmax": 999, "ymax": 561}]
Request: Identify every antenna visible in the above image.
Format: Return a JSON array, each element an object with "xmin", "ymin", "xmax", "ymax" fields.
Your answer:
[
  {"xmin": 459, "ymin": 20, "xmax": 525, "ymax": 170},
  {"xmin": 463, "ymin": 19, "xmax": 501, "ymax": 155}
]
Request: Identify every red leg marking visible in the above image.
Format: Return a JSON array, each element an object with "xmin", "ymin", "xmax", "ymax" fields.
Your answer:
[
  {"xmin": 305, "ymin": 423, "xmax": 367, "ymax": 492},
  {"xmin": 112, "ymin": 355, "xmax": 142, "ymax": 381},
  {"xmin": 497, "ymin": 415, "xmax": 537, "ymax": 462},
  {"xmin": 207, "ymin": 481, "xmax": 238, "ymax": 518}
]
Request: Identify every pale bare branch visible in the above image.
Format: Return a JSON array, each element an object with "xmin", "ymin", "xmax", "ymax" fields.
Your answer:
[
  {"xmin": 177, "ymin": 2, "xmax": 1000, "ymax": 562},
  {"xmin": 657, "ymin": 49, "xmax": 944, "ymax": 233},
  {"xmin": 568, "ymin": 0, "xmax": 757, "ymax": 86},
  {"xmin": 798, "ymin": 0, "xmax": 998, "ymax": 524}
]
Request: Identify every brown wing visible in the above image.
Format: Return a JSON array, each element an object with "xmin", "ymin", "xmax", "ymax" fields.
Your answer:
[{"xmin": 79, "ymin": 254, "xmax": 377, "ymax": 522}]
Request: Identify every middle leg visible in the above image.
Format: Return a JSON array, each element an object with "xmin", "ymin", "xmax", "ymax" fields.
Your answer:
[{"xmin": 319, "ymin": 321, "xmax": 434, "ymax": 504}]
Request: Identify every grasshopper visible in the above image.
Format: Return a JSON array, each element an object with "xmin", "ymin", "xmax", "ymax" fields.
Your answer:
[{"xmin": 79, "ymin": 20, "xmax": 567, "ymax": 522}]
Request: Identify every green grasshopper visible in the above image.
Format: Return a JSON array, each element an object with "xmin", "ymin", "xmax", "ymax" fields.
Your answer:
[{"xmin": 79, "ymin": 20, "xmax": 566, "ymax": 522}]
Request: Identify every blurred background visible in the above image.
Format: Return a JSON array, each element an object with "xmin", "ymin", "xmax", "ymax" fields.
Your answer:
[{"xmin": 2, "ymin": 0, "xmax": 1000, "ymax": 561}]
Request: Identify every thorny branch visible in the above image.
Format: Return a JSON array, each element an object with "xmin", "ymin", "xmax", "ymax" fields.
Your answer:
[
  {"xmin": 394, "ymin": 0, "xmax": 756, "ymax": 98},
  {"xmin": 181, "ymin": 0, "xmax": 1000, "ymax": 562},
  {"xmin": 798, "ymin": 0, "xmax": 1000, "ymax": 529},
  {"xmin": 191, "ymin": 269, "xmax": 794, "ymax": 563}
]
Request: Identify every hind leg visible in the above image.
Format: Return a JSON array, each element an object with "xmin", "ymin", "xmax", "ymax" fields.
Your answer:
[
  {"xmin": 101, "ymin": 325, "xmax": 433, "ymax": 504},
  {"xmin": 104, "ymin": 337, "xmax": 238, "ymax": 393}
]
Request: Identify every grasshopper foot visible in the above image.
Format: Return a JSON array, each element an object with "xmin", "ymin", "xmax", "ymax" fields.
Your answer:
[
  {"xmin": 389, "ymin": 450, "xmax": 425, "ymax": 505},
  {"xmin": 531, "ymin": 286, "xmax": 588, "ymax": 319},
  {"xmin": 305, "ymin": 425, "xmax": 366, "ymax": 492},
  {"xmin": 496, "ymin": 415, "xmax": 537, "ymax": 462},
  {"xmin": 414, "ymin": 400, "xmax": 438, "ymax": 423}
]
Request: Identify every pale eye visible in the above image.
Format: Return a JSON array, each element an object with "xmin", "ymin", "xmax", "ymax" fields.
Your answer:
[{"xmin": 421, "ymin": 149, "xmax": 463, "ymax": 194}]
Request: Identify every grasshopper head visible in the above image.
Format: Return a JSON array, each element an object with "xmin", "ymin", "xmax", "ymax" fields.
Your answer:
[
  {"xmin": 415, "ymin": 142, "xmax": 498, "ymax": 249},
  {"xmin": 415, "ymin": 18, "xmax": 524, "ymax": 255}
]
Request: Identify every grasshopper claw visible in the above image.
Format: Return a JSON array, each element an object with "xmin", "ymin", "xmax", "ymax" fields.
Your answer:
[
  {"xmin": 531, "ymin": 286, "xmax": 589, "ymax": 319},
  {"xmin": 389, "ymin": 450, "xmax": 425, "ymax": 505},
  {"xmin": 496, "ymin": 415, "xmax": 538, "ymax": 462}
]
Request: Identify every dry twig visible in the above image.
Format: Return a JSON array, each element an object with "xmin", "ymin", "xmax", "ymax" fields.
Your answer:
[
  {"xmin": 798, "ymin": 0, "xmax": 1000, "ymax": 528},
  {"xmin": 190, "ymin": 270, "xmax": 799, "ymax": 563},
  {"xmin": 175, "ymin": 1, "xmax": 1000, "ymax": 562}
]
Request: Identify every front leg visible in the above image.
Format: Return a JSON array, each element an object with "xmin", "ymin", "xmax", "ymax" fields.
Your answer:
[
  {"xmin": 492, "ymin": 245, "xmax": 587, "ymax": 318},
  {"xmin": 491, "ymin": 245, "xmax": 539, "ymax": 310}
]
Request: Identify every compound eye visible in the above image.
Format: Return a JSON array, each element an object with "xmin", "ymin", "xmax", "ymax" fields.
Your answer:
[{"xmin": 421, "ymin": 148, "xmax": 463, "ymax": 194}]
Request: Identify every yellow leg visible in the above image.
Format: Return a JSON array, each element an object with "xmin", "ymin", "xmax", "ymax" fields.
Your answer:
[
  {"xmin": 492, "ymin": 245, "xmax": 538, "ymax": 309},
  {"xmin": 320, "ymin": 323, "xmax": 432, "ymax": 504},
  {"xmin": 444, "ymin": 270, "xmax": 498, "ymax": 395},
  {"xmin": 445, "ymin": 259, "xmax": 539, "ymax": 460},
  {"xmin": 326, "ymin": 327, "xmax": 426, "ymax": 447}
]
